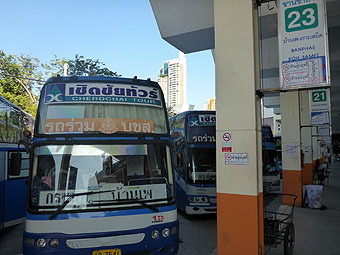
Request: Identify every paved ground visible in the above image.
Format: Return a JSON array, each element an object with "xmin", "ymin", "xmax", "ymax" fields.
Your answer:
[
  {"xmin": 211, "ymin": 161, "xmax": 340, "ymax": 255},
  {"xmin": 0, "ymin": 222, "xmax": 24, "ymax": 254},
  {"xmin": 177, "ymin": 212, "xmax": 217, "ymax": 255},
  {"xmin": 262, "ymin": 161, "xmax": 340, "ymax": 255}
]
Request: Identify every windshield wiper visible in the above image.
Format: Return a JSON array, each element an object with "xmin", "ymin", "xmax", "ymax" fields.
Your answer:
[
  {"xmin": 49, "ymin": 189, "xmax": 162, "ymax": 220},
  {"xmin": 50, "ymin": 190, "xmax": 98, "ymax": 220}
]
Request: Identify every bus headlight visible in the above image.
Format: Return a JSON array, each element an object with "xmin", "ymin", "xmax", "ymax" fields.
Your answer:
[
  {"xmin": 36, "ymin": 238, "xmax": 46, "ymax": 248},
  {"xmin": 188, "ymin": 197, "xmax": 195, "ymax": 202},
  {"xmin": 151, "ymin": 230, "xmax": 159, "ymax": 239},
  {"xmin": 49, "ymin": 238, "xmax": 59, "ymax": 248},
  {"xmin": 201, "ymin": 197, "xmax": 207, "ymax": 203},
  {"xmin": 162, "ymin": 228, "xmax": 170, "ymax": 238},
  {"xmin": 25, "ymin": 238, "xmax": 35, "ymax": 247}
]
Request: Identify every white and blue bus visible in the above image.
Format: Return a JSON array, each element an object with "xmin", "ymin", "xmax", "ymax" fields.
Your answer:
[
  {"xmin": 169, "ymin": 111, "xmax": 216, "ymax": 215},
  {"xmin": 22, "ymin": 76, "xmax": 178, "ymax": 254},
  {"xmin": 0, "ymin": 96, "xmax": 34, "ymax": 231},
  {"xmin": 262, "ymin": 125, "xmax": 281, "ymax": 193}
]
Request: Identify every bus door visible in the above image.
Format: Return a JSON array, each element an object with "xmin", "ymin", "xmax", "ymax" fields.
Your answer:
[
  {"xmin": 0, "ymin": 150, "xmax": 5, "ymax": 230},
  {"xmin": 4, "ymin": 150, "xmax": 29, "ymax": 227},
  {"xmin": 174, "ymin": 146, "xmax": 189, "ymax": 210}
]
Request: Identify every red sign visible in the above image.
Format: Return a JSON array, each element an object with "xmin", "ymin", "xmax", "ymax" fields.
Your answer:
[{"xmin": 222, "ymin": 147, "xmax": 232, "ymax": 152}]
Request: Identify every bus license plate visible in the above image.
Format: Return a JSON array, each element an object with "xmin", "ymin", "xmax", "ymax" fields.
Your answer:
[{"xmin": 92, "ymin": 249, "xmax": 121, "ymax": 255}]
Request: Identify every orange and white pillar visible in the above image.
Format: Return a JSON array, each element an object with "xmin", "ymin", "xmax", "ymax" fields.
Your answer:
[
  {"xmin": 300, "ymin": 90, "xmax": 313, "ymax": 185},
  {"xmin": 301, "ymin": 126, "xmax": 313, "ymax": 185},
  {"xmin": 281, "ymin": 91, "xmax": 303, "ymax": 205},
  {"xmin": 215, "ymin": 0, "xmax": 264, "ymax": 254}
]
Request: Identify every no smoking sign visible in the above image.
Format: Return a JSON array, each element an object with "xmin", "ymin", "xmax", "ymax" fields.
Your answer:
[{"xmin": 222, "ymin": 131, "xmax": 232, "ymax": 152}]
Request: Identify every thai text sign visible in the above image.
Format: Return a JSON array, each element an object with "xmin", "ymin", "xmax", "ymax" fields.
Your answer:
[
  {"xmin": 39, "ymin": 184, "xmax": 167, "ymax": 206},
  {"xmin": 188, "ymin": 127, "xmax": 216, "ymax": 144},
  {"xmin": 190, "ymin": 172, "xmax": 216, "ymax": 181},
  {"xmin": 44, "ymin": 118, "xmax": 154, "ymax": 134},
  {"xmin": 278, "ymin": 0, "xmax": 330, "ymax": 89},
  {"xmin": 225, "ymin": 153, "xmax": 248, "ymax": 165},
  {"xmin": 44, "ymin": 83, "xmax": 162, "ymax": 107}
]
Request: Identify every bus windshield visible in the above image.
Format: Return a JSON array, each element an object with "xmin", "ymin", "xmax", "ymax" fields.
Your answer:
[
  {"xmin": 30, "ymin": 144, "xmax": 174, "ymax": 211},
  {"xmin": 37, "ymin": 82, "xmax": 168, "ymax": 135},
  {"xmin": 188, "ymin": 148, "xmax": 216, "ymax": 184}
]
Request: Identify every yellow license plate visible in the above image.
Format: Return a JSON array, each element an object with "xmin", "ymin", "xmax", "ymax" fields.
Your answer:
[{"xmin": 92, "ymin": 249, "xmax": 121, "ymax": 255}]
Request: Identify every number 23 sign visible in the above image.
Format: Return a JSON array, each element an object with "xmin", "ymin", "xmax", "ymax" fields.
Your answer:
[
  {"xmin": 285, "ymin": 3, "xmax": 318, "ymax": 33},
  {"xmin": 278, "ymin": 0, "xmax": 330, "ymax": 89}
]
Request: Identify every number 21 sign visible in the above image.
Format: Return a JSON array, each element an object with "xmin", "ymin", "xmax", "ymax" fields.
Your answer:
[{"xmin": 310, "ymin": 88, "xmax": 330, "ymax": 126}]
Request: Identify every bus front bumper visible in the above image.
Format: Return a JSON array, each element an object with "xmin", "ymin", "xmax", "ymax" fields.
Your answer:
[
  {"xmin": 23, "ymin": 221, "xmax": 179, "ymax": 255},
  {"xmin": 185, "ymin": 206, "xmax": 217, "ymax": 214}
]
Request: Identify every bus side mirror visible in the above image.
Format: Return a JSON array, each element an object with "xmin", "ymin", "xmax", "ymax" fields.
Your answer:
[
  {"xmin": 18, "ymin": 130, "xmax": 32, "ymax": 153},
  {"xmin": 9, "ymin": 152, "xmax": 22, "ymax": 176}
]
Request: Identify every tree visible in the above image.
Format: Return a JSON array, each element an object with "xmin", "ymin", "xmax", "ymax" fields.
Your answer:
[
  {"xmin": 41, "ymin": 55, "xmax": 67, "ymax": 78},
  {"xmin": 44, "ymin": 54, "xmax": 120, "ymax": 78},
  {"xmin": 68, "ymin": 54, "xmax": 120, "ymax": 77},
  {"xmin": 0, "ymin": 50, "xmax": 42, "ymax": 117},
  {"xmin": 0, "ymin": 52, "xmax": 120, "ymax": 118}
]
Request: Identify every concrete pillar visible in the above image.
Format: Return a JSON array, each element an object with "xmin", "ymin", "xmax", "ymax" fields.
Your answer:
[
  {"xmin": 312, "ymin": 129, "xmax": 319, "ymax": 163},
  {"xmin": 280, "ymin": 91, "xmax": 302, "ymax": 205},
  {"xmin": 214, "ymin": 0, "xmax": 263, "ymax": 254},
  {"xmin": 321, "ymin": 140, "xmax": 327, "ymax": 162},
  {"xmin": 300, "ymin": 91, "xmax": 313, "ymax": 185},
  {"xmin": 301, "ymin": 127, "xmax": 313, "ymax": 184}
]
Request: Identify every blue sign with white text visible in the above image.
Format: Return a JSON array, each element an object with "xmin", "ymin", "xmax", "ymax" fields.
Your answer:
[
  {"xmin": 45, "ymin": 83, "xmax": 162, "ymax": 107},
  {"xmin": 188, "ymin": 114, "xmax": 216, "ymax": 127}
]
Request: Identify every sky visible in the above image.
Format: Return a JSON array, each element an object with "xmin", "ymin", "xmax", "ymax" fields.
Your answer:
[{"xmin": 1, "ymin": 0, "xmax": 215, "ymax": 110}]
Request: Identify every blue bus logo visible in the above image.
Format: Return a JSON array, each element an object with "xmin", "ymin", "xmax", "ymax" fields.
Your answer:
[{"xmin": 45, "ymin": 84, "xmax": 65, "ymax": 103}]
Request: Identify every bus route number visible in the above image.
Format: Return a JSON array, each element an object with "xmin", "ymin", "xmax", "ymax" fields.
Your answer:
[
  {"xmin": 285, "ymin": 3, "xmax": 318, "ymax": 32},
  {"xmin": 152, "ymin": 215, "xmax": 164, "ymax": 223}
]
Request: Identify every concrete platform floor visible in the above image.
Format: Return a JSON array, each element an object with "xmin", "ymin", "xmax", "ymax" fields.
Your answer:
[{"xmin": 211, "ymin": 161, "xmax": 340, "ymax": 255}]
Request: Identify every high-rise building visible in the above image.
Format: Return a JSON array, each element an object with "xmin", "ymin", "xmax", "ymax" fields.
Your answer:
[
  {"xmin": 205, "ymin": 97, "xmax": 216, "ymax": 110},
  {"xmin": 158, "ymin": 52, "xmax": 187, "ymax": 109}
]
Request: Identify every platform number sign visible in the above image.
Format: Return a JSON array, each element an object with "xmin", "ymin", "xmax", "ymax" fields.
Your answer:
[
  {"xmin": 310, "ymin": 88, "xmax": 330, "ymax": 126},
  {"xmin": 278, "ymin": 0, "xmax": 329, "ymax": 89},
  {"xmin": 285, "ymin": 4, "xmax": 318, "ymax": 32},
  {"xmin": 312, "ymin": 90, "xmax": 327, "ymax": 102}
]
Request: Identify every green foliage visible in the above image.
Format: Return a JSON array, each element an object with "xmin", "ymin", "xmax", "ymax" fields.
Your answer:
[
  {"xmin": 0, "ymin": 50, "xmax": 41, "ymax": 117},
  {"xmin": 41, "ymin": 55, "xmax": 67, "ymax": 78},
  {"xmin": 67, "ymin": 54, "xmax": 120, "ymax": 77},
  {"xmin": 1, "ymin": 51, "xmax": 120, "ymax": 118},
  {"xmin": 44, "ymin": 54, "xmax": 120, "ymax": 78}
]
